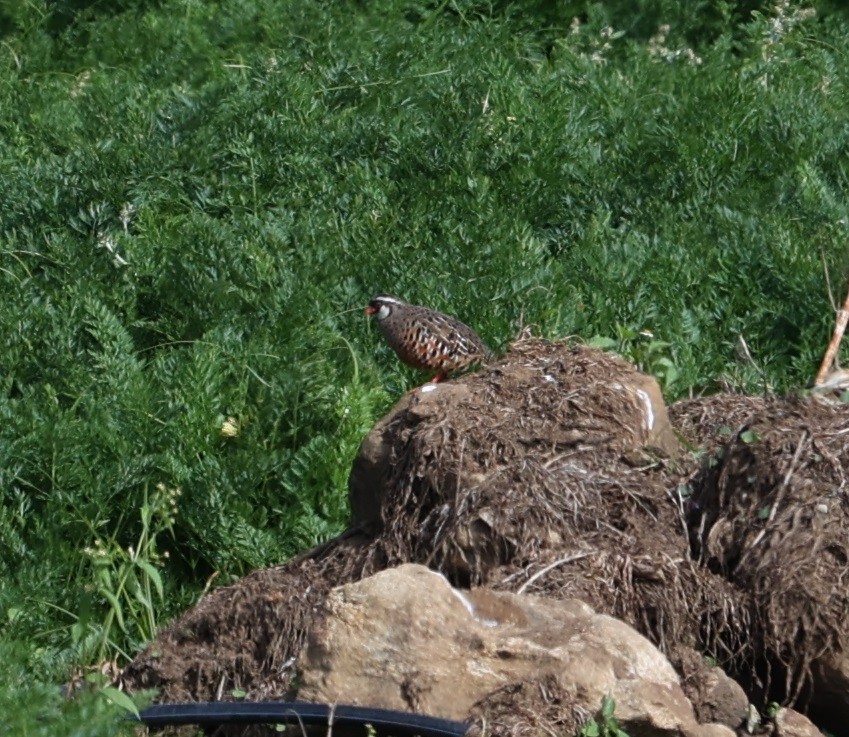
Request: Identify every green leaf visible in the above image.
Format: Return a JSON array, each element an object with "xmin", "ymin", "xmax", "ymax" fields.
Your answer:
[
  {"xmin": 101, "ymin": 590, "xmax": 126, "ymax": 632},
  {"xmin": 757, "ymin": 506, "xmax": 772, "ymax": 520},
  {"xmin": 740, "ymin": 430, "xmax": 760, "ymax": 444},
  {"xmin": 137, "ymin": 559, "xmax": 165, "ymax": 600},
  {"xmin": 587, "ymin": 336, "xmax": 618, "ymax": 350},
  {"xmin": 101, "ymin": 686, "xmax": 140, "ymax": 717},
  {"xmin": 71, "ymin": 620, "xmax": 86, "ymax": 645},
  {"xmin": 581, "ymin": 720, "xmax": 600, "ymax": 737},
  {"xmin": 124, "ymin": 568, "xmax": 141, "ymax": 596},
  {"xmin": 133, "ymin": 585, "xmax": 152, "ymax": 609}
]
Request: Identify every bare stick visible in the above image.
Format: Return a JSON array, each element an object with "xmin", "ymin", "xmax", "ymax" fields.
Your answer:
[
  {"xmin": 326, "ymin": 702, "xmax": 336, "ymax": 737},
  {"xmin": 516, "ymin": 552, "xmax": 591, "ymax": 594},
  {"xmin": 665, "ymin": 485, "xmax": 692, "ymax": 561},
  {"xmin": 767, "ymin": 430, "xmax": 808, "ymax": 524},
  {"xmin": 736, "ymin": 431, "xmax": 807, "ymax": 570},
  {"xmin": 815, "ymin": 275, "xmax": 849, "ymax": 385}
]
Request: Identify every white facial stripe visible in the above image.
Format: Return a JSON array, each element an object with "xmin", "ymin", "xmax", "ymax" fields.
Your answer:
[
  {"xmin": 377, "ymin": 304, "xmax": 391, "ymax": 320},
  {"xmin": 376, "ymin": 296, "xmax": 404, "ymax": 306}
]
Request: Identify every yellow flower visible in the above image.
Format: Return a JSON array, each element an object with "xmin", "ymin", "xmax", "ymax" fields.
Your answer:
[{"xmin": 220, "ymin": 417, "xmax": 240, "ymax": 437}]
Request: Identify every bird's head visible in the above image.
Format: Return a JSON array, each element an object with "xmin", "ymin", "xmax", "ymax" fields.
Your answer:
[{"xmin": 365, "ymin": 295, "xmax": 405, "ymax": 321}]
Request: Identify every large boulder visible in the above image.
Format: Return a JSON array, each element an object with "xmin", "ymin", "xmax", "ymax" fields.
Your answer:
[{"xmin": 298, "ymin": 564, "xmax": 733, "ymax": 737}]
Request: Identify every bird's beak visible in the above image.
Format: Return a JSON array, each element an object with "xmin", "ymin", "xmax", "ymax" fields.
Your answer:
[{"xmin": 364, "ymin": 306, "xmax": 376, "ymax": 316}]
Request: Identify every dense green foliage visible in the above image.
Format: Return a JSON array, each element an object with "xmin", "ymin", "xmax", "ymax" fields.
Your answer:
[{"xmin": 1, "ymin": 0, "xmax": 848, "ymax": 732}]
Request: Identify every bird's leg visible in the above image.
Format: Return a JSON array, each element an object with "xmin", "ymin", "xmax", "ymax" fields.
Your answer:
[{"xmin": 430, "ymin": 372, "xmax": 447, "ymax": 384}]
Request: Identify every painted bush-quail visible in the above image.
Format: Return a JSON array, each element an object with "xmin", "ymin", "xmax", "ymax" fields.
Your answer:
[{"xmin": 365, "ymin": 294, "xmax": 491, "ymax": 383}]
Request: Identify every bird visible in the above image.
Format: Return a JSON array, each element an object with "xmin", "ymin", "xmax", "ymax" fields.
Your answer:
[{"xmin": 365, "ymin": 294, "xmax": 491, "ymax": 383}]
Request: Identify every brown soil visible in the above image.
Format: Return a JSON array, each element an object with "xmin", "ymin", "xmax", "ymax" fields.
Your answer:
[
  {"xmin": 121, "ymin": 339, "xmax": 849, "ymax": 735},
  {"xmin": 121, "ymin": 533, "xmax": 374, "ymax": 701},
  {"xmin": 466, "ymin": 674, "xmax": 586, "ymax": 737},
  {"xmin": 674, "ymin": 393, "xmax": 849, "ymax": 718}
]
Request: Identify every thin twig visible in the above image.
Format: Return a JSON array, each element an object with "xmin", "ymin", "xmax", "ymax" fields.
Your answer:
[
  {"xmin": 820, "ymin": 246, "xmax": 838, "ymax": 312},
  {"xmin": 326, "ymin": 702, "xmax": 336, "ymax": 737},
  {"xmin": 319, "ymin": 68, "xmax": 451, "ymax": 93},
  {"xmin": 737, "ymin": 430, "xmax": 808, "ymax": 569},
  {"xmin": 665, "ymin": 485, "xmax": 692, "ymax": 561},
  {"xmin": 596, "ymin": 518, "xmax": 634, "ymax": 541},
  {"xmin": 291, "ymin": 707, "xmax": 310, "ymax": 737},
  {"xmin": 768, "ymin": 430, "xmax": 808, "ymax": 524},
  {"xmin": 516, "ymin": 552, "xmax": 591, "ymax": 594}
]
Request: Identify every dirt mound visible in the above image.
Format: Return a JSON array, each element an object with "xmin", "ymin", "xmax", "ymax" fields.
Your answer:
[
  {"xmin": 358, "ymin": 340, "xmax": 737, "ymax": 658},
  {"xmin": 120, "ymin": 533, "xmax": 374, "ymax": 701},
  {"xmin": 127, "ymin": 338, "xmax": 714, "ymax": 703},
  {"xmin": 121, "ymin": 339, "xmax": 849, "ymax": 734},
  {"xmin": 675, "ymin": 393, "xmax": 849, "ymax": 725}
]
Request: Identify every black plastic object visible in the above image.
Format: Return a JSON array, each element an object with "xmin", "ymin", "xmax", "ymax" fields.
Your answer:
[{"xmin": 137, "ymin": 701, "xmax": 469, "ymax": 737}]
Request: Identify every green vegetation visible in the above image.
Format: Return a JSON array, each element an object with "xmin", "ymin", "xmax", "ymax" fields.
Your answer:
[
  {"xmin": 1, "ymin": 0, "xmax": 848, "ymax": 732},
  {"xmin": 579, "ymin": 695, "xmax": 629, "ymax": 737}
]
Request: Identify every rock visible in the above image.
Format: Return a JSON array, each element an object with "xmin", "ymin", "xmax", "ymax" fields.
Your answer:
[
  {"xmin": 347, "ymin": 387, "xmax": 426, "ymax": 531},
  {"xmin": 614, "ymin": 370, "xmax": 681, "ymax": 457},
  {"xmin": 690, "ymin": 726, "xmax": 736, "ymax": 737},
  {"xmin": 297, "ymin": 564, "xmax": 733, "ymax": 737},
  {"xmin": 693, "ymin": 666, "xmax": 748, "ymax": 731},
  {"xmin": 120, "ymin": 349, "xmax": 845, "ymax": 737},
  {"xmin": 673, "ymin": 646, "xmax": 749, "ymax": 730},
  {"xmin": 773, "ymin": 707, "xmax": 825, "ymax": 737}
]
